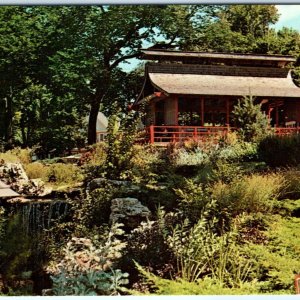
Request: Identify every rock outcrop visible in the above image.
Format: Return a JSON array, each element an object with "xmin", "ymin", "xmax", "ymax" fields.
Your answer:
[
  {"xmin": 0, "ymin": 161, "xmax": 52, "ymax": 197},
  {"xmin": 109, "ymin": 197, "xmax": 150, "ymax": 230},
  {"xmin": 87, "ymin": 178, "xmax": 140, "ymax": 194}
]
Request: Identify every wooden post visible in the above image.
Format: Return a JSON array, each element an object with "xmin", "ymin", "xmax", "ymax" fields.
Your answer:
[
  {"xmin": 149, "ymin": 125, "xmax": 154, "ymax": 144},
  {"xmin": 295, "ymin": 274, "xmax": 300, "ymax": 294},
  {"xmin": 201, "ymin": 97, "xmax": 204, "ymax": 126},
  {"xmin": 226, "ymin": 97, "xmax": 230, "ymax": 128},
  {"xmin": 276, "ymin": 105, "xmax": 279, "ymax": 127},
  {"xmin": 174, "ymin": 95, "xmax": 178, "ymax": 125}
]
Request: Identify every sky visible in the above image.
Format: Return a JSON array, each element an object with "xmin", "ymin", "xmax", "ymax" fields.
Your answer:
[{"xmin": 274, "ymin": 5, "xmax": 300, "ymax": 31}]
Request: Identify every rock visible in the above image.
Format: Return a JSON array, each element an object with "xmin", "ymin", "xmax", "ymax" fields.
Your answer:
[
  {"xmin": 0, "ymin": 162, "xmax": 29, "ymax": 183},
  {"xmin": 109, "ymin": 197, "xmax": 150, "ymax": 230},
  {"xmin": 0, "ymin": 162, "xmax": 52, "ymax": 197},
  {"xmin": 87, "ymin": 178, "xmax": 140, "ymax": 193}
]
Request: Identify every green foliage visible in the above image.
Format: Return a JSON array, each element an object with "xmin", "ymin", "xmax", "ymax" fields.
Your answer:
[
  {"xmin": 24, "ymin": 162, "xmax": 48, "ymax": 179},
  {"xmin": 134, "ymin": 266, "xmax": 261, "ymax": 295},
  {"xmin": 130, "ymin": 145, "xmax": 165, "ymax": 181},
  {"xmin": 248, "ymin": 243, "xmax": 300, "ymax": 292},
  {"xmin": 48, "ymin": 224, "xmax": 128, "ymax": 295},
  {"xmin": 210, "ymin": 160, "xmax": 244, "ymax": 184},
  {"xmin": 175, "ymin": 180, "xmax": 209, "ymax": 223},
  {"xmin": 171, "ymin": 148, "xmax": 209, "ymax": 167},
  {"xmin": 51, "ymin": 268, "xmax": 129, "ymax": 296},
  {"xmin": 103, "ymin": 109, "xmax": 138, "ymax": 180},
  {"xmin": 232, "ymin": 95, "xmax": 270, "ymax": 142},
  {"xmin": 46, "ymin": 163, "xmax": 83, "ymax": 185},
  {"xmin": 210, "ymin": 174, "xmax": 284, "ymax": 216},
  {"xmin": 77, "ymin": 184, "xmax": 117, "ymax": 227},
  {"xmin": 258, "ymin": 135, "xmax": 300, "ymax": 168},
  {"xmin": 124, "ymin": 218, "xmax": 175, "ymax": 281},
  {"xmin": 168, "ymin": 209, "xmax": 254, "ymax": 286},
  {"xmin": 0, "ymin": 213, "xmax": 33, "ymax": 283}
]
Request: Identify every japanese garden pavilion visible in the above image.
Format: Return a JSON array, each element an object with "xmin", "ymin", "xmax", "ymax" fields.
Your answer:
[{"xmin": 134, "ymin": 49, "xmax": 300, "ymax": 143}]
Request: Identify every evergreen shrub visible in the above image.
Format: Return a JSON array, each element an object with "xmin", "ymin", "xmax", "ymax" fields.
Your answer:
[
  {"xmin": 258, "ymin": 134, "xmax": 300, "ymax": 168},
  {"xmin": 232, "ymin": 95, "xmax": 271, "ymax": 142}
]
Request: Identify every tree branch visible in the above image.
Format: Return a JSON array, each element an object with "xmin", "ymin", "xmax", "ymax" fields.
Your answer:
[{"xmin": 109, "ymin": 52, "xmax": 140, "ymax": 70}]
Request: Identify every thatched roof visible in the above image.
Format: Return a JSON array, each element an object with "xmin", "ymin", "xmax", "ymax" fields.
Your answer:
[{"xmin": 148, "ymin": 72, "xmax": 300, "ymax": 98}]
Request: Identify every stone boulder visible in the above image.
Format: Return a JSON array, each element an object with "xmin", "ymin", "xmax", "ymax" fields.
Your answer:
[
  {"xmin": 0, "ymin": 161, "xmax": 29, "ymax": 183},
  {"xmin": 0, "ymin": 161, "xmax": 52, "ymax": 197},
  {"xmin": 109, "ymin": 197, "xmax": 150, "ymax": 230},
  {"xmin": 87, "ymin": 178, "xmax": 140, "ymax": 194}
]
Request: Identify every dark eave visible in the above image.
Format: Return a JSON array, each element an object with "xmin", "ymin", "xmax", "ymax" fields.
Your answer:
[{"xmin": 141, "ymin": 49, "xmax": 296, "ymax": 67}]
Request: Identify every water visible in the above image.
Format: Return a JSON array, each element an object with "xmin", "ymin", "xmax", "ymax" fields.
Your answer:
[
  {"xmin": 15, "ymin": 199, "xmax": 70, "ymax": 234},
  {"xmin": 0, "ymin": 199, "xmax": 71, "ymax": 294}
]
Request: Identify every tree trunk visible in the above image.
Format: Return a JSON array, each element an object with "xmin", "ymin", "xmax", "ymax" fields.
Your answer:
[
  {"xmin": 88, "ymin": 100, "xmax": 101, "ymax": 145},
  {"xmin": 88, "ymin": 70, "xmax": 110, "ymax": 145},
  {"xmin": 5, "ymin": 95, "xmax": 13, "ymax": 150}
]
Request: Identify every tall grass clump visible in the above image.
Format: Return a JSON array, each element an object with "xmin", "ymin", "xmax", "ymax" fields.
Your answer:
[
  {"xmin": 210, "ymin": 174, "xmax": 284, "ymax": 215},
  {"xmin": 0, "ymin": 148, "xmax": 32, "ymax": 165},
  {"xmin": 24, "ymin": 162, "xmax": 48, "ymax": 179},
  {"xmin": 46, "ymin": 163, "xmax": 83, "ymax": 185},
  {"xmin": 280, "ymin": 168, "xmax": 300, "ymax": 199},
  {"xmin": 258, "ymin": 135, "xmax": 300, "ymax": 168}
]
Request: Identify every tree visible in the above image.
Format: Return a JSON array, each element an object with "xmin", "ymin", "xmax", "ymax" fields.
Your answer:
[
  {"xmin": 184, "ymin": 5, "xmax": 280, "ymax": 54},
  {"xmin": 46, "ymin": 5, "xmax": 222, "ymax": 144},
  {"xmin": 232, "ymin": 95, "xmax": 270, "ymax": 142}
]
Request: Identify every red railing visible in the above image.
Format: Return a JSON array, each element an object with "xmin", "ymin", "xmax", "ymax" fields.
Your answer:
[
  {"xmin": 146, "ymin": 125, "xmax": 300, "ymax": 144},
  {"xmin": 147, "ymin": 125, "xmax": 233, "ymax": 144},
  {"xmin": 275, "ymin": 127, "xmax": 300, "ymax": 136}
]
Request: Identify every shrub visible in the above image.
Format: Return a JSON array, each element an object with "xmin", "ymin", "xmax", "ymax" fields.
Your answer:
[
  {"xmin": 46, "ymin": 163, "xmax": 83, "ymax": 185},
  {"xmin": 167, "ymin": 211, "xmax": 255, "ymax": 286},
  {"xmin": 212, "ymin": 141, "xmax": 258, "ymax": 163},
  {"xmin": 123, "ymin": 210, "xmax": 177, "ymax": 281},
  {"xmin": 130, "ymin": 145, "xmax": 164, "ymax": 180},
  {"xmin": 77, "ymin": 184, "xmax": 117, "ymax": 227},
  {"xmin": 258, "ymin": 135, "xmax": 300, "ymax": 168},
  {"xmin": 82, "ymin": 142, "xmax": 107, "ymax": 167},
  {"xmin": 210, "ymin": 174, "xmax": 284, "ymax": 216},
  {"xmin": 48, "ymin": 223, "xmax": 129, "ymax": 295},
  {"xmin": 174, "ymin": 180, "xmax": 210, "ymax": 223},
  {"xmin": 171, "ymin": 148, "xmax": 209, "ymax": 167},
  {"xmin": 134, "ymin": 263, "xmax": 289, "ymax": 295},
  {"xmin": 24, "ymin": 162, "xmax": 48, "ymax": 180},
  {"xmin": 232, "ymin": 95, "xmax": 270, "ymax": 142},
  {"xmin": 104, "ymin": 109, "xmax": 139, "ymax": 180},
  {"xmin": 210, "ymin": 160, "xmax": 244, "ymax": 184},
  {"xmin": 247, "ymin": 242, "xmax": 300, "ymax": 292}
]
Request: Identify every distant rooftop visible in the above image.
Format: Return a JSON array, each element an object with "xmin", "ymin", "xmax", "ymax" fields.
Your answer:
[{"xmin": 141, "ymin": 49, "xmax": 296, "ymax": 68}]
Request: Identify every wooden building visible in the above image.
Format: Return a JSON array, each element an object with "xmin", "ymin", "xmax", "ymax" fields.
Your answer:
[{"xmin": 134, "ymin": 49, "xmax": 300, "ymax": 143}]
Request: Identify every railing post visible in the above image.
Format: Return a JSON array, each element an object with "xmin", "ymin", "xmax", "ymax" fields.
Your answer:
[
  {"xmin": 149, "ymin": 125, "xmax": 154, "ymax": 144},
  {"xmin": 194, "ymin": 127, "xmax": 197, "ymax": 139},
  {"xmin": 295, "ymin": 274, "xmax": 300, "ymax": 294}
]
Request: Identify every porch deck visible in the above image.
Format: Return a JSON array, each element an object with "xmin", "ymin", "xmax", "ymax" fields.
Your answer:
[{"xmin": 144, "ymin": 125, "xmax": 300, "ymax": 144}]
